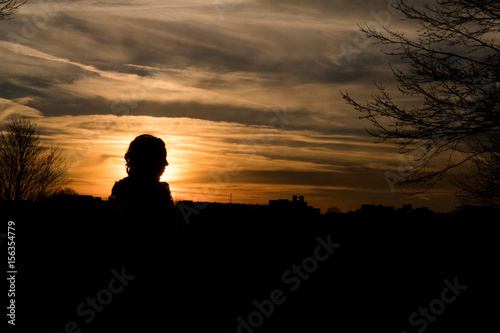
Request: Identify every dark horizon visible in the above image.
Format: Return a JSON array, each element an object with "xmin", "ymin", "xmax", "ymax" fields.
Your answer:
[{"xmin": 46, "ymin": 190, "xmax": 496, "ymax": 215}]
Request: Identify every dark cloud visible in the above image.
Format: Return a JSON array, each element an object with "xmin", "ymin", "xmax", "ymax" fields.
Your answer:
[
  {"xmin": 188, "ymin": 167, "xmax": 389, "ymax": 190},
  {"xmin": 27, "ymin": 98, "xmax": 355, "ymax": 135},
  {"xmin": 1, "ymin": 1, "xmax": 399, "ymax": 86}
]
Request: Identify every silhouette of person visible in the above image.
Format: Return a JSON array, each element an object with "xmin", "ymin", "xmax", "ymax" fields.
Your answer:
[
  {"xmin": 108, "ymin": 134, "xmax": 180, "ymax": 331},
  {"xmin": 111, "ymin": 134, "xmax": 178, "ymax": 261}
]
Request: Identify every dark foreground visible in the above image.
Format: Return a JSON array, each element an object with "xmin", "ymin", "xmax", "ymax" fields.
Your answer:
[{"xmin": 2, "ymin": 199, "xmax": 499, "ymax": 333}]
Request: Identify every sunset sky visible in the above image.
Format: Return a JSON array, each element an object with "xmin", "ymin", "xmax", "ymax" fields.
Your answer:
[{"xmin": 0, "ymin": 0, "xmax": 461, "ymax": 212}]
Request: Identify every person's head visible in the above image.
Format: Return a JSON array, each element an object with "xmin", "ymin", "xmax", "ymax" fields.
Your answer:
[{"xmin": 125, "ymin": 134, "xmax": 168, "ymax": 181}]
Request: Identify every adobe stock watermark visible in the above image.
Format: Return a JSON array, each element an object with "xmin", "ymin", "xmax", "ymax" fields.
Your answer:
[
  {"xmin": 48, "ymin": 267, "xmax": 135, "ymax": 333},
  {"xmin": 230, "ymin": 234, "xmax": 341, "ymax": 333},
  {"xmin": 339, "ymin": 0, "xmax": 408, "ymax": 64},
  {"xmin": 109, "ymin": 65, "xmax": 165, "ymax": 117},
  {"xmin": 213, "ymin": 0, "xmax": 244, "ymax": 21},
  {"xmin": 384, "ymin": 128, "xmax": 446, "ymax": 192},
  {"xmin": 400, "ymin": 276, "xmax": 467, "ymax": 333},
  {"xmin": 7, "ymin": 0, "xmax": 71, "ymax": 53},
  {"xmin": 177, "ymin": 106, "xmax": 295, "ymax": 225},
  {"xmin": 384, "ymin": 76, "xmax": 497, "ymax": 192}
]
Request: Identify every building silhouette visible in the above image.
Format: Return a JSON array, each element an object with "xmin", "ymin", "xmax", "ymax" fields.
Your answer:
[{"xmin": 269, "ymin": 195, "xmax": 320, "ymax": 215}]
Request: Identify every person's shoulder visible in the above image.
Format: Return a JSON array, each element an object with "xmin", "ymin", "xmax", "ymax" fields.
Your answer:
[
  {"xmin": 111, "ymin": 177, "xmax": 134, "ymax": 196},
  {"xmin": 158, "ymin": 181, "xmax": 172, "ymax": 194},
  {"xmin": 159, "ymin": 181, "xmax": 170, "ymax": 189},
  {"xmin": 158, "ymin": 181, "xmax": 174, "ymax": 199}
]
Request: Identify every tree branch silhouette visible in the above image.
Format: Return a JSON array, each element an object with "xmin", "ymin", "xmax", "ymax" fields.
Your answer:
[
  {"xmin": 342, "ymin": 0, "xmax": 500, "ymax": 206},
  {"xmin": 0, "ymin": 117, "xmax": 69, "ymax": 201},
  {"xmin": 0, "ymin": 0, "xmax": 26, "ymax": 20}
]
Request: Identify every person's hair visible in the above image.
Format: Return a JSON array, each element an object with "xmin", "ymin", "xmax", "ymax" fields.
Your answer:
[{"xmin": 125, "ymin": 134, "xmax": 167, "ymax": 178}]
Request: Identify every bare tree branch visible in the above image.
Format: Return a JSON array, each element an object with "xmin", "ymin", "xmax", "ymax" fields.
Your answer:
[
  {"xmin": 0, "ymin": 0, "xmax": 26, "ymax": 20},
  {"xmin": 0, "ymin": 116, "xmax": 70, "ymax": 201},
  {"xmin": 342, "ymin": 0, "xmax": 500, "ymax": 206}
]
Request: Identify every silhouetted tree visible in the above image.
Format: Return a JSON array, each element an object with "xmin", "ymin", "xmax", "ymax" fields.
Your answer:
[
  {"xmin": 0, "ymin": 117, "xmax": 69, "ymax": 201},
  {"xmin": 327, "ymin": 206, "xmax": 342, "ymax": 214},
  {"xmin": 342, "ymin": 0, "xmax": 500, "ymax": 206},
  {"xmin": 0, "ymin": 0, "xmax": 25, "ymax": 20},
  {"xmin": 51, "ymin": 187, "xmax": 78, "ymax": 198},
  {"xmin": 456, "ymin": 138, "xmax": 500, "ymax": 207}
]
